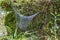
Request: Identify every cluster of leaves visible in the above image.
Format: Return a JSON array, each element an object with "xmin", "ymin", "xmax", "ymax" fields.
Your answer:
[{"xmin": 5, "ymin": 11, "xmax": 16, "ymax": 35}]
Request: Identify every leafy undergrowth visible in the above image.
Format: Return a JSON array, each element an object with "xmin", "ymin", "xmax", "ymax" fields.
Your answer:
[
  {"xmin": 0, "ymin": 27, "xmax": 60, "ymax": 40},
  {"xmin": 0, "ymin": 0, "xmax": 60, "ymax": 40}
]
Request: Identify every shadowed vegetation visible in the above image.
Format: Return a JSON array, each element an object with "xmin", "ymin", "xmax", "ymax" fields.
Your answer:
[{"xmin": 0, "ymin": 0, "xmax": 60, "ymax": 40}]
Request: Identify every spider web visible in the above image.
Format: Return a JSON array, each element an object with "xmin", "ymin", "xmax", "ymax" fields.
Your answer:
[
  {"xmin": 12, "ymin": 6, "xmax": 39, "ymax": 30},
  {"xmin": 11, "ymin": 0, "xmax": 40, "ymax": 30}
]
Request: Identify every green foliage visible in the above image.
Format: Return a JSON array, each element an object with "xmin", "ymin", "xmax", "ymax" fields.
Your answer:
[
  {"xmin": 5, "ymin": 11, "xmax": 16, "ymax": 35},
  {"xmin": 0, "ymin": 0, "xmax": 12, "ymax": 11},
  {"xmin": 0, "ymin": 0, "xmax": 60, "ymax": 40}
]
